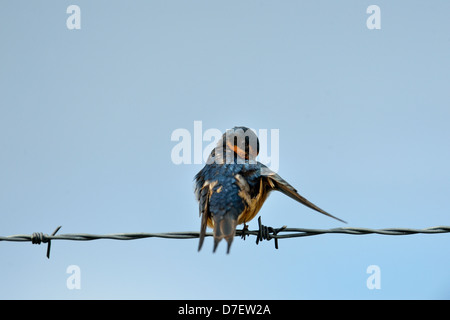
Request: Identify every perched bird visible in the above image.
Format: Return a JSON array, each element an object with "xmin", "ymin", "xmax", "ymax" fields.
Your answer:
[{"xmin": 194, "ymin": 126, "xmax": 345, "ymax": 253}]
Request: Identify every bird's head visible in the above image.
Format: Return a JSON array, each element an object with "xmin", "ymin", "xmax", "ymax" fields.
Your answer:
[{"xmin": 220, "ymin": 126, "xmax": 259, "ymax": 162}]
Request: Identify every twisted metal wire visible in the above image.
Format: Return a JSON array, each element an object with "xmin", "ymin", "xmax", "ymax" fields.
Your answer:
[
  {"xmin": 1, "ymin": 220, "xmax": 449, "ymax": 258},
  {"xmin": 2, "ymin": 226, "xmax": 450, "ymax": 243}
]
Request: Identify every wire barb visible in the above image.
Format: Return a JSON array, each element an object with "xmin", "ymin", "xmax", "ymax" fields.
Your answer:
[
  {"xmin": 255, "ymin": 216, "xmax": 287, "ymax": 249},
  {"xmin": 29, "ymin": 226, "xmax": 62, "ymax": 259}
]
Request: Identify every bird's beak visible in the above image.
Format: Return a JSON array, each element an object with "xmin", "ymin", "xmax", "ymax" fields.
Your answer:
[{"xmin": 227, "ymin": 141, "xmax": 248, "ymax": 160}]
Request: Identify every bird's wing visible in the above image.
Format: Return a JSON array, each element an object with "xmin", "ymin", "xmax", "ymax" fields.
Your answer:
[
  {"xmin": 198, "ymin": 187, "xmax": 210, "ymax": 251},
  {"xmin": 194, "ymin": 171, "xmax": 212, "ymax": 251},
  {"xmin": 260, "ymin": 165, "xmax": 346, "ymax": 223}
]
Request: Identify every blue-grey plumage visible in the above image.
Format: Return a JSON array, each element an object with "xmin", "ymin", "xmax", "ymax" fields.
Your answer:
[{"xmin": 194, "ymin": 126, "xmax": 346, "ymax": 253}]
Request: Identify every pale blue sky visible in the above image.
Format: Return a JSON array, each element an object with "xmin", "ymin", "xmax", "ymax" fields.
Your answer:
[{"xmin": 1, "ymin": 1, "xmax": 449, "ymax": 299}]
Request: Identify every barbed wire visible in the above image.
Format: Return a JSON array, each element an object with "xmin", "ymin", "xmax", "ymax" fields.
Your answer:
[{"xmin": 1, "ymin": 217, "xmax": 449, "ymax": 258}]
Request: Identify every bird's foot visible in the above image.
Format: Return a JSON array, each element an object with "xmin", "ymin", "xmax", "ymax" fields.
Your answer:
[{"xmin": 240, "ymin": 223, "xmax": 249, "ymax": 240}]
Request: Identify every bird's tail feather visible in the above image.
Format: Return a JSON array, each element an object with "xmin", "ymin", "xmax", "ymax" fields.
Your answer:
[{"xmin": 213, "ymin": 215, "xmax": 237, "ymax": 254}]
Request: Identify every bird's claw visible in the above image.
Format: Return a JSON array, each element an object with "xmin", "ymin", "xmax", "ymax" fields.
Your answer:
[{"xmin": 240, "ymin": 223, "xmax": 249, "ymax": 240}]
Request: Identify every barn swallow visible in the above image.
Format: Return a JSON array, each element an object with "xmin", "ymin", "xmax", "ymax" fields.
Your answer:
[{"xmin": 194, "ymin": 126, "xmax": 346, "ymax": 253}]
